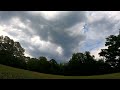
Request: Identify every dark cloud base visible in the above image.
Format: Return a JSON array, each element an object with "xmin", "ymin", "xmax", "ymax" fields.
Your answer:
[{"xmin": 0, "ymin": 11, "xmax": 119, "ymax": 62}]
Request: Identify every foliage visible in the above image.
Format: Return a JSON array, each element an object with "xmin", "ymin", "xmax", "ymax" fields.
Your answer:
[
  {"xmin": 99, "ymin": 34, "xmax": 120, "ymax": 70},
  {"xmin": 1, "ymin": 64, "xmax": 120, "ymax": 79},
  {"xmin": 0, "ymin": 34, "xmax": 120, "ymax": 76},
  {"xmin": 0, "ymin": 36, "xmax": 26, "ymax": 69}
]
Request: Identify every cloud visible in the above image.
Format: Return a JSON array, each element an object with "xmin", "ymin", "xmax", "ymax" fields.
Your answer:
[
  {"xmin": 44, "ymin": 11, "xmax": 87, "ymax": 60},
  {"xmin": 0, "ymin": 11, "xmax": 87, "ymax": 62},
  {"xmin": 0, "ymin": 11, "xmax": 120, "ymax": 62},
  {"xmin": 26, "ymin": 11, "xmax": 87, "ymax": 61},
  {"xmin": 83, "ymin": 11, "xmax": 120, "ymax": 59},
  {"xmin": 91, "ymin": 45, "xmax": 108, "ymax": 59}
]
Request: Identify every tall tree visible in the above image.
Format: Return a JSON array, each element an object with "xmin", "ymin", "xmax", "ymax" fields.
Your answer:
[
  {"xmin": 0, "ymin": 35, "xmax": 25, "ymax": 68},
  {"xmin": 99, "ymin": 34, "xmax": 120, "ymax": 69},
  {"xmin": 84, "ymin": 51, "xmax": 95, "ymax": 64},
  {"xmin": 0, "ymin": 36, "xmax": 25, "ymax": 58},
  {"xmin": 27, "ymin": 58, "xmax": 38, "ymax": 71},
  {"xmin": 49, "ymin": 59, "xmax": 59, "ymax": 74},
  {"xmin": 65, "ymin": 52, "xmax": 96, "ymax": 75},
  {"xmin": 38, "ymin": 56, "xmax": 50, "ymax": 73}
]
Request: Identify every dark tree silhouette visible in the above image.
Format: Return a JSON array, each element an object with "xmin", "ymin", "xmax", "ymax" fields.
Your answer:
[
  {"xmin": 37, "ymin": 56, "xmax": 50, "ymax": 73},
  {"xmin": 27, "ymin": 58, "xmax": 38, "ymax": 71},
  {"xmin": 64, "ymin": 51, "xmax": 96, "ymax": 75},
  {"xmin": 0, "ymin": 33, "xmax": 120, "ymax": 76},
  {"xmin": 0, "ymin": 35, "xmax": 26, "ymax": 68},
  {"xmin": 99, "ymin": 34, "xmax": 120, "ymax": 70}
]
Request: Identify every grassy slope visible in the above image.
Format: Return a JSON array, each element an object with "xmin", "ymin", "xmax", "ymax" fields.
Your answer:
[{"xmin": 0, "ymin": 64, "xmax": 120, "ymax": 79}]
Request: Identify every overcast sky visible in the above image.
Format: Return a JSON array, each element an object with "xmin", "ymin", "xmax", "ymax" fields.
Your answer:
[{"xmin": 0, "ymin": 11, "xmax": 120, "ymax": 62}]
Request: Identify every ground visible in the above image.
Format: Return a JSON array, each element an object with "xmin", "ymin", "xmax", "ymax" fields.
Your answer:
[{"xmin": 0, "ymin": 64, "xmax": 120, "ymax": 79}]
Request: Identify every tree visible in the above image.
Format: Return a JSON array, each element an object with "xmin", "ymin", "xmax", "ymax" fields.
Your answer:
[
  {"xmin": 37, "ymin": 56, "xmax": 50, "ymax": 73},
  {"xmin": 67, "ymin": 53, "xmax": 85, "ymax": 75},
  {"xmin": 84, "ymin": 51, "xmax": 95, "ymax": 64},
  {"xmin": 99, "ymin": 34, "xmax": 120, "ymax": 69},
  {"xmin": 0, "ymin": 35, "xmax": 26, "ymax": 68},
  {"xmin": 49, "ymin": 59, "xmax": 60, "ymax": 74},
  {"xmin": 27, "ymin": 58, "xmax": 38, "ymax": 71},
  {"xmin": 69, "ymin": 53, "xmax": 85, "ymax": 65},
  {"xmin": 65, "ymin": 52, "xmax": 96, "ymax": 75},
  {"xmin": 95, "ymin": 58, "xmax": 112, "ymax": 74},
  {"xmin": 0, "ymin": 36, "xmax": 25, "ymax": 58}
]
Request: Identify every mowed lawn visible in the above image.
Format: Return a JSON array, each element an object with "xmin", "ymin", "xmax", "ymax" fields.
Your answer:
[{"xmin": 0, "ymin": 64, "xmax": 120, "ymax": 79}]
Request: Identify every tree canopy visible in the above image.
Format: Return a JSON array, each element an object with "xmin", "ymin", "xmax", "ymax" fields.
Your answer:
[
  {"xmin": 0, "ymin": 33, "xmax": 120, "ymax": 76},
  {"xmin": 0, "ymin": 36, "xmax": 25, "ymax": 57},
  {"xmin": 99, "ymin": 34, "xmax": 120, "ymax": 69},
  {"xmin": 0, "ymin": 36, "xmax": 26, "ymax": 68}
]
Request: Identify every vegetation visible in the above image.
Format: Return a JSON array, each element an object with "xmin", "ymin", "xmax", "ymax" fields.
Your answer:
[
  {"xmin": 0, "ymin": 32, "xmax": 120, "ymax": 76},
  {"xmin": 1, "ymin": 64, "xmax": 120, "ymax": 79},
  {"xmin": 99, "ymin": 34, "xmax": 120, "ymax": 72}
]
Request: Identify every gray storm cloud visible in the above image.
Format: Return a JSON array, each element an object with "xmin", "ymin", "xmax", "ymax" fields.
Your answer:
[
  {"xmin": 0, "ymin": 11, "xmax": 119, "ymax": 62},
  {"xmin": 0, "ymin": 11, "xmax": 87, "ymax": 62}
]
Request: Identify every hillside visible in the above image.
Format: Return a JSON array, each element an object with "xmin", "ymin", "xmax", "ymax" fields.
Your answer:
[{"xmin": 0, "ymin": 64, "xmax": 120, "ymax": 79}]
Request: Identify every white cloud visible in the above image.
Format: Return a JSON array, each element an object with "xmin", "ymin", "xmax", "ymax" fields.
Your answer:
[
  {"xmin": 0, "ymin": 11, "xmax": 120, "ymax": 62},
  {"xmin": 66, "ymin": 22, "xmax": 85, "ymax": 37},
  {"xmin": 91, "ymin": 45, "xmax": 108, "ymax": 59},
  {"xmin": 11, "ymin": 17, "xmax": 26, "ymax": 29},
  {"xmin": 28, "ymin": 11, "xmax": 63, "ymax": 20},
  {"xmin": 40, "ymin": 11, "xmax": 60, "ymax": 20},
  {"xmin": 56, "ymin": 46, "xmax": 63, "ymax": 55}
]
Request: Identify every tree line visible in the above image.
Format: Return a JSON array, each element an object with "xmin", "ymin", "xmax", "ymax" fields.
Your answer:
[{"xmin": 0, "ymin": 33, "xmax": 120, "ymax": 76}]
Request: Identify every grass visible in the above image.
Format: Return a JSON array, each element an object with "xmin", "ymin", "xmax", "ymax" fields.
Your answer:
[{"xmin": 0, "ymin": 64, "xmax": 120, "ymax": 79}]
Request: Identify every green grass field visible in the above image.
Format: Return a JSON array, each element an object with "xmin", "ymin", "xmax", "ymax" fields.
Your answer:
[{"xmin": 0, "ymin": 64, "xmax": 120, "ymax": 79}]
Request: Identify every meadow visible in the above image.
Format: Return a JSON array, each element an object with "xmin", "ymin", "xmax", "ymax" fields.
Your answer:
[{"xmin": 0, "ymin": 64, "xmax": 120, "ymax": 79}]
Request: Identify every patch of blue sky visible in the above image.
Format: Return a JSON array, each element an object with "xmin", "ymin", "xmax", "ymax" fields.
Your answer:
[
  {"xmin": 83, "ymin": 23, "xmax": 89, "ymax": 34},
  {"xmin": 80, "ymin": 39, "xmax": 104, "ymax": 52}
]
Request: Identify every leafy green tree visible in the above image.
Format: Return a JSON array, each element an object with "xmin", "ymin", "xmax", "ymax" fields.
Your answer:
[
  {"xmin": 95, "ymin": 58, "xmax": 112, "ymax": 74},
  {"xmin": 99, "ymin": 34, "xmax": 120, "ymax": 69},
  {"xmin": 65, "ymin": 52, "xmax": 96, "ymax": 75},
  {"xmin": 49, "ymin": 59, "xmax": 59, "ymax": 74},
  {"xmin": 38, "ymin": 56, "xmax": 50, "ymax": 73},
  {"xmin": 0, "ymin": 36, "xmax": 25, "ymax": 58},
  {"xmin": 27, "ymin": 58, "xmax": 38, "ymax": 71},
  {"xmin": 0, "ymin": 35, "xmax": 26, "ymax": 68},
  {"xmin": 84, "ymin": 51, "xmax": 95, "ymax": 64}
]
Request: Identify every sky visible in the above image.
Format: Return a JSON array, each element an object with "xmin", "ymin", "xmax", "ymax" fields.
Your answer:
[{"xmin": 0, "ymin": 11, "xmax": 120, "ymax": 62}]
